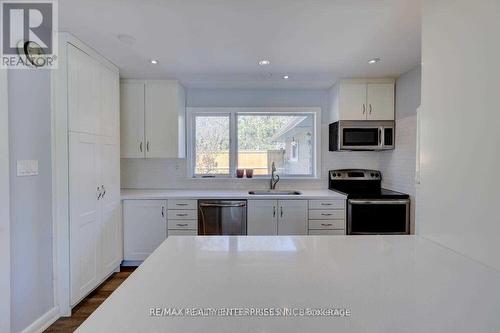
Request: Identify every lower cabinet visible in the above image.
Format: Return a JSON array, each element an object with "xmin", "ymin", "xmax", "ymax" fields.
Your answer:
[
  {"xmin": 247, "ymin": 200, "xmax": 308, "ymax": 235},
  {"xmin": 123, "ymin": 200, "xmax": 167, "ymax": 261}
]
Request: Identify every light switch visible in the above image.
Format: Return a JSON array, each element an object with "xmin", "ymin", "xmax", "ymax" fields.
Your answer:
[{"xmin": 17, "ymin": 160, "xmax": 39, "ymax": 176}]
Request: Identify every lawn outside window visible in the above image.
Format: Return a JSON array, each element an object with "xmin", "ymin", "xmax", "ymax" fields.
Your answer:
[{"xmin": 186, "ymin": 107, "xmax": 321, "ymax": 179}]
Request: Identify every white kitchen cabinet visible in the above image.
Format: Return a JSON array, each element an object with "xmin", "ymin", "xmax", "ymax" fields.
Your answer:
[
  {"xmin": 366, "ymin": 83, "xmax": 395, "ymax": 120},
  {"xmin": 247, "ymin": 200, "xmax": 278, "ymax": 235},
  {"xmin": 69, "ymin": 133, "xmax": 101, "ymax": 304},
  {"xmin": 120, "ymin": 80, "xmax": 186, "ymax": 159},
  {"xmin": 329, "ymin": 79, "xmax": 395, "ymax": 121},
  {"xmin": 100, "ymin": 136, "xmax": 122, "ymax": 276},
  {"xmin": 69, "ymin": 133, "xmax": 122, "ymax": 305},
  {"xmin": 100, "ymin": 65, "xmax": 120, "ymax": 138},
  {"xmin": 338, "ymin": 83, "xmax": 368, "ymax": 120},
  {"xmin": 247, "ymin": 200, "xmax": 307, "ymax": 236},
  {"xmin": 277, "ymin": 200, "xmax": 308, "ymax": 235},
  {"xmin": 120, "ymin": 82, "xmax": 145, "ymax": 158},
  {"xmin": 123, "ymin": 200, "xmax": 167, "ymax": 261},
  {"xmin": 68, "ymin": 44, "xmax": 120, "ymax": 137},
  {"xmin": 67, "ymin": 44, "xmax": 100, "ymax": 135},
  {"xmin": 65, "ymin": 36, "xmax": 121, "ymax": 306}
]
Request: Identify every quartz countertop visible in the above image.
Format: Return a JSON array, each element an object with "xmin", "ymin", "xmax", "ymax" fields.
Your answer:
[
  {"xmin": 121, "ymin": 189, "xmax": 347, "ymax": 200},
  {"xmin": 76, "ymin": 236, "xmax": 500, "ymax": 333}
]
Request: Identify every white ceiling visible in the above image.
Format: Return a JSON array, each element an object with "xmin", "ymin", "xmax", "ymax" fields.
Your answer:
[{"xmin": 59, "ymin": 0, "xmax": 421, "ymax": 89}]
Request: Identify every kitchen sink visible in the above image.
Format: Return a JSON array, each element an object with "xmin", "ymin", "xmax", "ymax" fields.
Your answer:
[{"xmin": 248, "ymin": 190, "xmax": 302, "ymax": 195}]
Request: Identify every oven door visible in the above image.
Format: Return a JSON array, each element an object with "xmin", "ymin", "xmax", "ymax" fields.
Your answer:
[{"xmin": 347, "ymin": 199, "xmax": 410, "ymax": 235}]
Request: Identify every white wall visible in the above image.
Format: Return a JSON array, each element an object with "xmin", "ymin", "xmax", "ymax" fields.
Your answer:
[
  {"xmin": 8, "ymin": 70, "xmax": 54, "ymax": 332},
  {"xmin": 420, "ymin": 0, "xmax": 500, "ymax": 270},
  {"xmin": 121, "ymin": 88, "xmax": 380, "ymax": 189},
  {"xmin": 0, "ymin": 69, "xmax": 11, "ymax": 333},
  {"xmin": 380, "ymin": 66, "xmax": 421, "ymax": 233}
]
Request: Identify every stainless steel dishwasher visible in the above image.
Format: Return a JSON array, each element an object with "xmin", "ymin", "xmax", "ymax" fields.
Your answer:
[{"xmin": 198, "ymin": 200, "xmax": 247, "ymax": 235}]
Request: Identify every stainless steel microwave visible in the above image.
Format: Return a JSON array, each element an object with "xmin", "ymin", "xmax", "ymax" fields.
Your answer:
[{"xmin": 329, "ymin": 120, "xmax": 395, "ymax": 151}]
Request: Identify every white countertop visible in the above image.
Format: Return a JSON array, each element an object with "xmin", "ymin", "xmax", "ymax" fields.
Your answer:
[
  {"xmin": 77, "ymin": 236, "xmax": 500, "ymax": 333},
  {"xmin": 121, "ymin": 189, "xmax": 347, "ymax": 200}
]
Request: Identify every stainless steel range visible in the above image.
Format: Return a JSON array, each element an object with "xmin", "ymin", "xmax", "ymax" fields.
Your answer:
[{"xmin": 329, "ymin": 169, "xmax": 410, "ymax": 235}]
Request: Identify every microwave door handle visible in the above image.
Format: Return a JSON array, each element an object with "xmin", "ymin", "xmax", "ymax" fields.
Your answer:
[{"xmin": 379, "ymin": 128, "xmax": 382, "ymax": 146}]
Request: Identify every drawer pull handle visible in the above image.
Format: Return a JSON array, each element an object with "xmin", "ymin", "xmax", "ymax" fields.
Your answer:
[
  {"xmin": 176, "ymin": 203, "xmax": 188, "ymax": 206},
  {"xmin": 176, "ymin": 213, "xmax": 188, "ymax": 217},
  {"xmin": 321, "ymin": 223, "xmax": 333, "ymax": 226},
  {"xmin": 176, "ymin": 223, "xmax": 188, "ymax": 227},
  {"xmin": 321, "ymin": 213, "xmax": 332, "ymax": 216}
]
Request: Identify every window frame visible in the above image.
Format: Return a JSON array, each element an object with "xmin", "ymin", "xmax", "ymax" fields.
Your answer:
[{"xmin": 186, "ymin": 107, "xmax": 321, "ymax": 179}]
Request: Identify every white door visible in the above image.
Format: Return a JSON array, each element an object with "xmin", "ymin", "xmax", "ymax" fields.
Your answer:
[
  {"xmin": 123, "ymin": 200, "xmax": 167, "ymax": 261},
  {"xmin": 120, "ymin": 82, "xmax": 145, "ymax": 158},
  {"xmin": 68, "ymin": 44, "xmax": 100, "ymax": 135},
  {"xmin": 247, "ymin": 200, "xmax": 278, "ymax": 235},
  {"xmin": 339, "ymin": 83, "xmax": 367, "ymax": 120},
  {"xmin": 366, "ymin": 83, "xmax": 395, "ymax": 120},
  {"xmin": 69, "ymin": 132, "xmax": 101, "ymax": 305},
  {"xmin": 277, "ymin": 200, "xmax": 308, "ymax": 235},
  {"xmin": 100, "ymin": 65, "xmax": 120, "ymax": 138},
  {"xmin": 145, "ymin": 81, "xmax": 179, "ymax": 158},
  {"xmin": 100, "ymin": 136, "xmax": 122, "ymax": 276}
]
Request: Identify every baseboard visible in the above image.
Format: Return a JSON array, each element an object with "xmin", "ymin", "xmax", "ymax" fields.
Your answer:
[{"xmin": 20, "ymin": 306, "xmax": 59, "ymax": 333}]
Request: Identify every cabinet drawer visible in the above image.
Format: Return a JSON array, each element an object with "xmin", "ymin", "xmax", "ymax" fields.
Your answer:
[
  {"xmin": 308, "ymin": 219, "xmax": 345, "ymax": 230},
  {"xmin": 308, "ymin": 229, "xmax": 345, "ymax": 236},
  {"xmin": 167, "ymin": 210, "xmax": 197, "ymax": 220},
  {"xmin": 168, "ymin": 200, "xmax": 197, "ymax": 210},
  {"xmin": 309, "ymin": 200, "xmax": 345, "ymax": 210},
  {"xmin": 168, "ymin": 219, "xmax": 197, "ymax": 230},
  {"xmin": 168, "ymin": 229, "xmax": 198, "ymax": 236},
  {"xmin": 308, "ymin": 210, "xmax": 345, "ymax": 220}
]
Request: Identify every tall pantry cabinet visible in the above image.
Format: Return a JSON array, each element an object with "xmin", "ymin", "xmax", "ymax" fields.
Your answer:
[{"xmin": 58, "ymin": 34, "xmax": 122, "ymax": 307}]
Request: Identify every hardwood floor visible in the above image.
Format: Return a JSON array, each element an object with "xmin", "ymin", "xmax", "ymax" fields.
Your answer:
[{"xmin": 44, "ymin": 266, "xmax": 136, "ymax": 333}]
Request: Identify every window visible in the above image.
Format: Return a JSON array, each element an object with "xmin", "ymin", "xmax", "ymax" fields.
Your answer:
[{"xmin": 188, "ymin": 108, "xmax": 320, "ymax": 178}]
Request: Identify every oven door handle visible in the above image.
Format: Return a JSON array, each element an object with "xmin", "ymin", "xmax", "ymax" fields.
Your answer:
[{"xmin": 348, "ymin": 199, "xmax": 409, "ymax": 205}]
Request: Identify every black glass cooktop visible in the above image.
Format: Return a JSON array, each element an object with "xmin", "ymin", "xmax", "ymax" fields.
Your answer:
[{"xmin": 329, "ymin": 188, "xmax": 410, "ymax": 200}]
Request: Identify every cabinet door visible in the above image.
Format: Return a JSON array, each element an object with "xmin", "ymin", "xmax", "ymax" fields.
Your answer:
[
  {"xmin": 145, "ymin": 81, "xmax": 181, "ymax": 158},
  {"xmin": 247, "ymin": 200, "xmax": 278, "ymax": 235},
  {"xmin": 100, "ymin": 136, "xmax": 122, "ymax": 276},
  {"xmin": 69, "ymin": 132, "xmax": 101, "ymax": 305},
  {"xmin": 278, "ymin": 200, "xmax": 308, "ymax": 235},
  {"xmin": 120, "ymin": 82, "xmax": 145, "ymax": 158},
  {"xmin": 68, "ymin": 44, "xmax": 100, "ymax": 134},
  {"xmin": 123, "ymin": 200, "xmax": 167, "ymax": 261},
  {"xmin": 339, "ymin": 83, "xmax": 367, "ymax": 120},
  {"xmin": 366, "ymin": 83, "xmax": 394, "ymax": 120},
  {"xmin": 100, "ymin": 65, "xmax": 120, "ymax": 138}
]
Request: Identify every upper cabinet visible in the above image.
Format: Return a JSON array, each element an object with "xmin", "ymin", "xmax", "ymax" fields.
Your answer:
[
  {"xmin": 120, "ymin": 80, "xmax": 186, "ymax": 159},
  {"xmin": 67, "ymin": 44, "xmax": 120, "ymax": 137},
  {"xmin": 328, "ymin": 79, "xmax": 395, "ymax": 122}
]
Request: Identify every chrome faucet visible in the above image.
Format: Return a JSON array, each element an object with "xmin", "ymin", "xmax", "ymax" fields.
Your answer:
[{"xmin": 270, "ymin": 162, "xmax": 280, "ymax": 190}]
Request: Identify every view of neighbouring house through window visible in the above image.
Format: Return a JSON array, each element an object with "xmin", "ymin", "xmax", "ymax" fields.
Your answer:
[{"xmin": 192, "ymin": 110, "xmax": 316, "ymax": 177}]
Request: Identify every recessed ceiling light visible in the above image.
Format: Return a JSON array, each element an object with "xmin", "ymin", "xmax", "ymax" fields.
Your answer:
[
  {"xmin": 258, "ymin": 60, "xmax": 271, "ymax": 66},
  {"xmin": 117, "ymin": 34, "xmax": 136, "ymax": 45},
  {"xmin": 283, "ymin": 75, "xmax": 289, "ymax": 80},
  {"xmin": 368, "ymin": 57, "xmax": 381, "ymax": 64},
  {"xmin": 150, "ymin": 59, "xmax": 159, "ymax": 65}
]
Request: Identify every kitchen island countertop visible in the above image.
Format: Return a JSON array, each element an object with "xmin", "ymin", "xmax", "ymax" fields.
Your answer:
[{"xmin": 76, "ymin": 236, "xmax": 500, "ymax": 333}]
